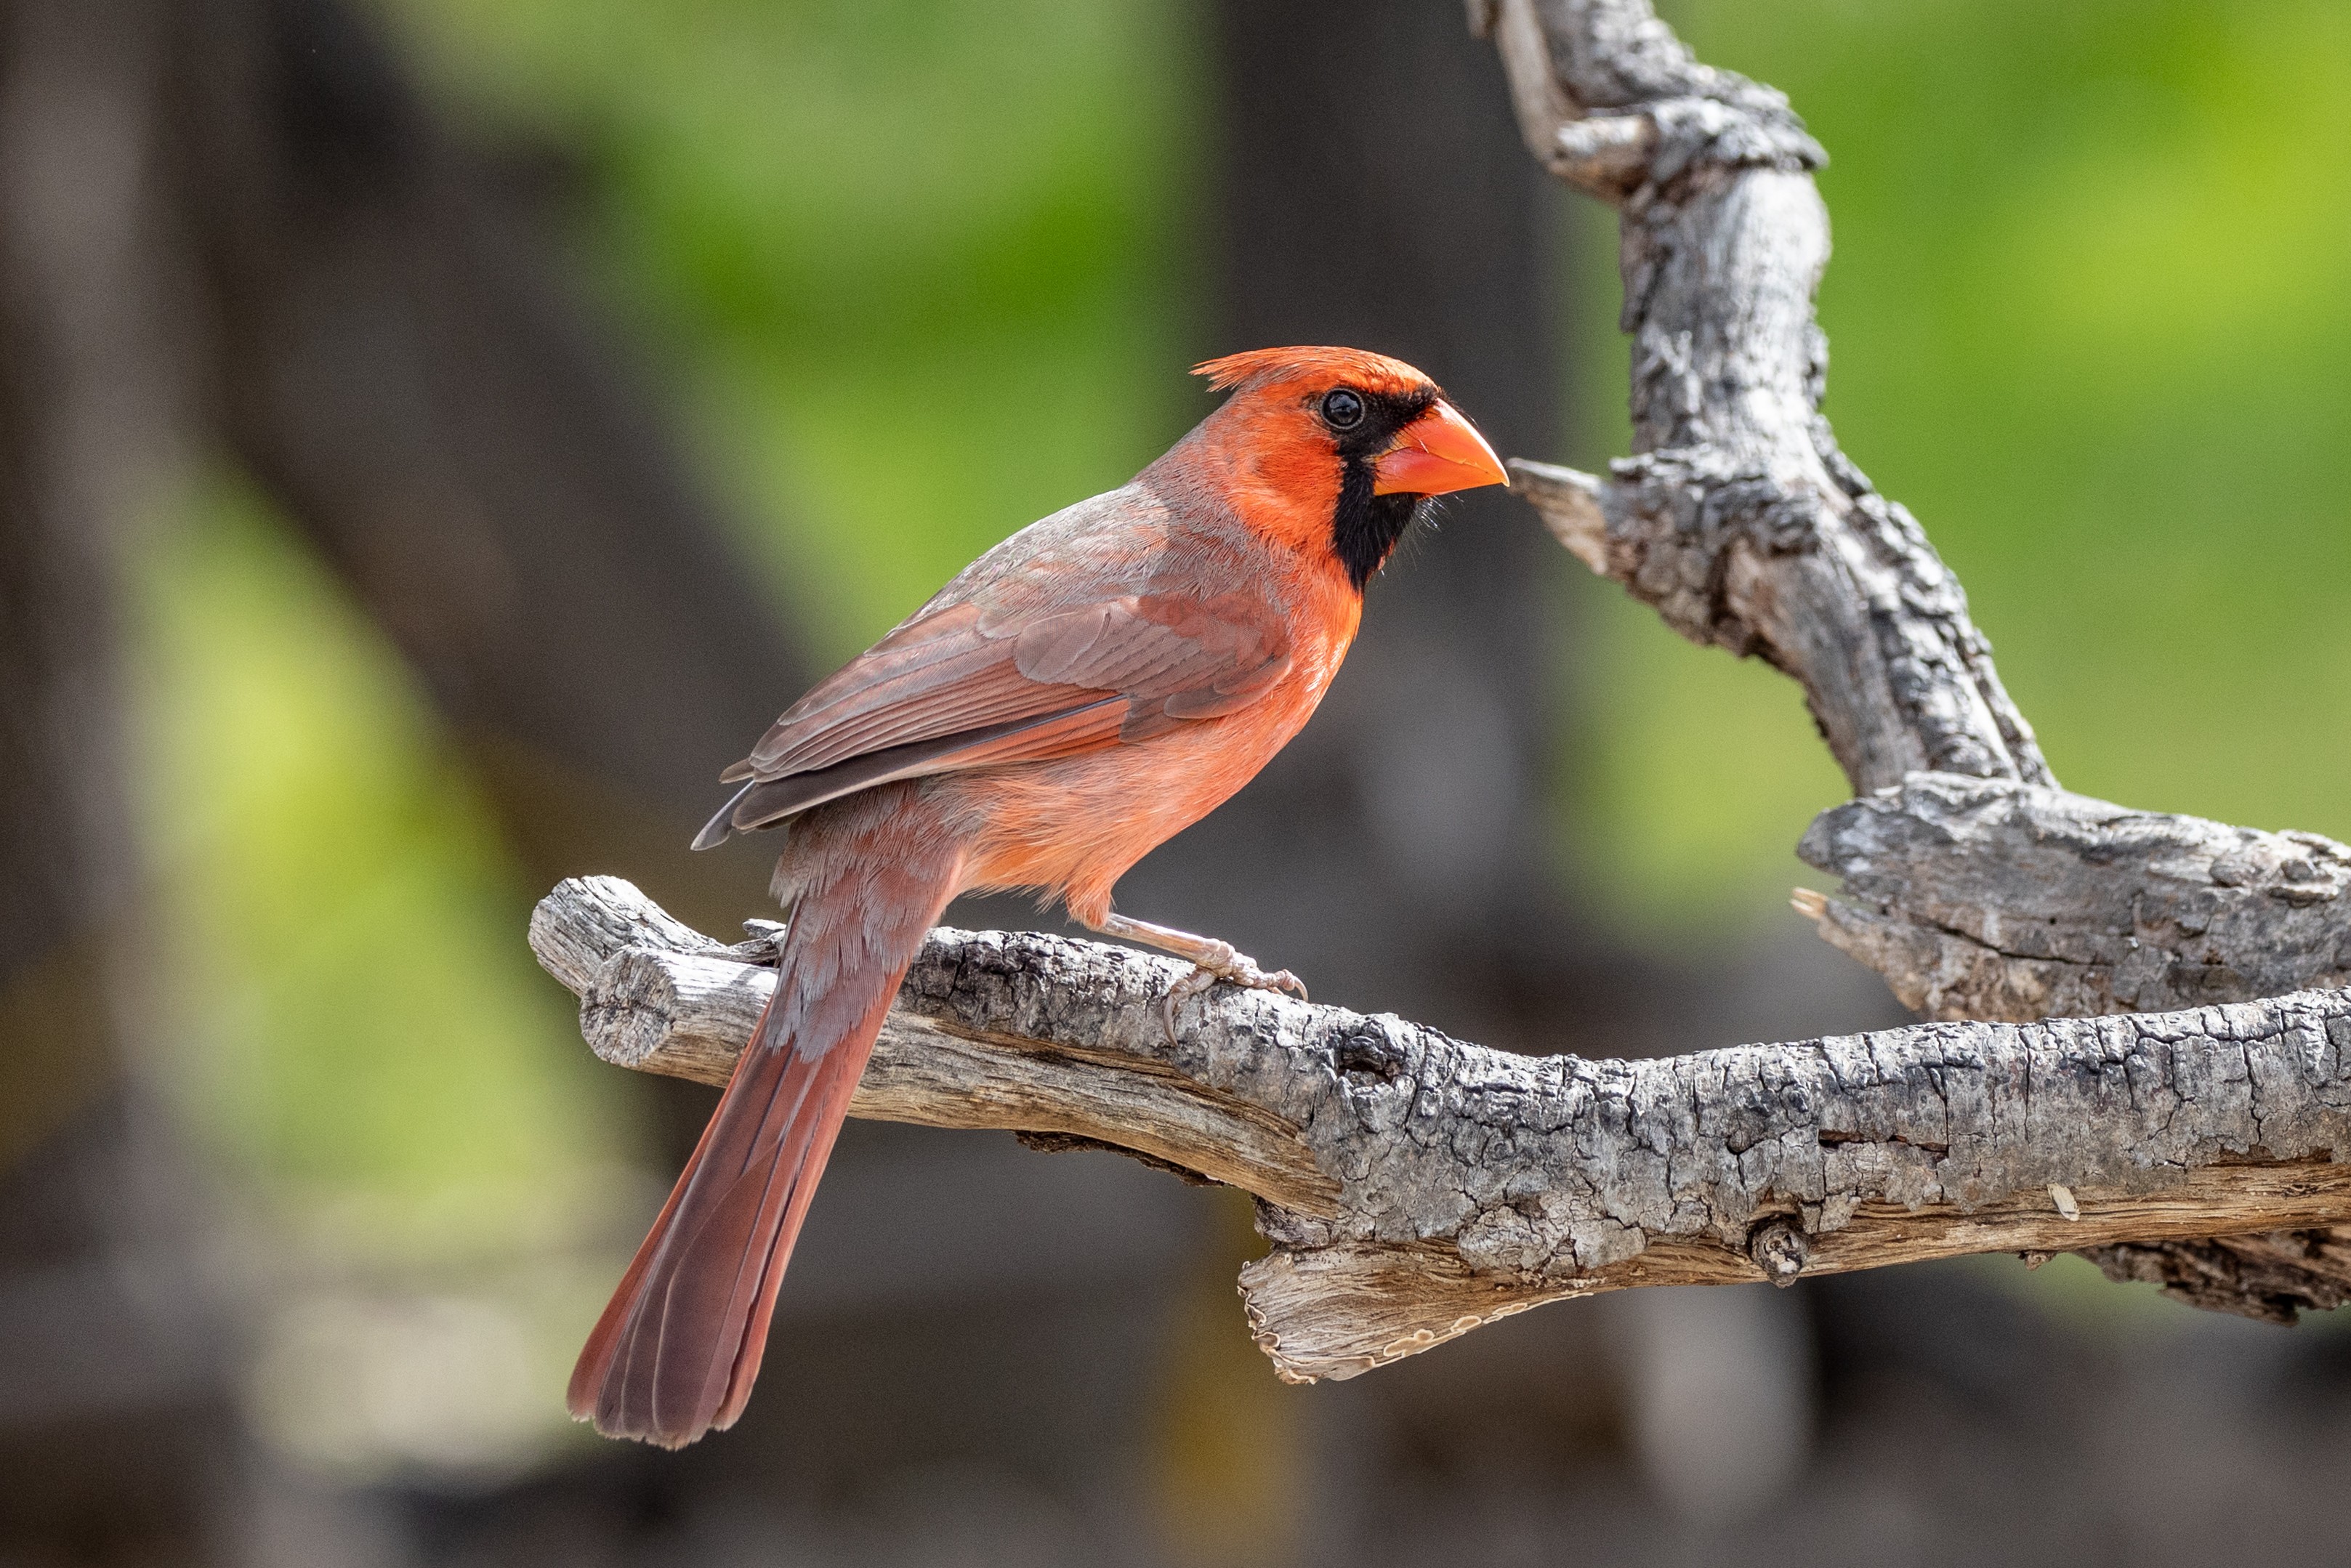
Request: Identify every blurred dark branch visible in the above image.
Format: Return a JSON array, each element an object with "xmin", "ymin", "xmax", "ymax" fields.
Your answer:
[
  {"xmin": 4, "ymin": 0, "xmax": 831, "ymax": 1543},
  {"xmin": 0, "ymin": 0, "xmax": 238, "ymax": 1553},
  {"xmin": 170, "ymin": 0, "xmax": 815, "ymax": 925},
  {"xmin": 1478, "ymin": 0, "xmax": 2351, "ymax": 1313},
  {"xmin": 533, "ymin": 875, "xmax": 2351, "ymax": 1382}
]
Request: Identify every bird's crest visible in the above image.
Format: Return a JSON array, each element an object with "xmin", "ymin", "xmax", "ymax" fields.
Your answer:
[{"xmin": 1193, "ymin": 346, "xmax": 1430, "ymax": 395}]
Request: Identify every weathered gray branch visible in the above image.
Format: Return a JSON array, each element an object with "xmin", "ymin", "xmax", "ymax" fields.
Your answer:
[
  {"xmin": 1482, "ymin": 0, "xmax": 2351, "ymax": 1022},
  {"xmin": 1476, "ymin": 0, "xmax": 2351, "ymax": 1312},
  {"xmin": 1799, "ymin": 777, "xmax": 2351, "ymax": 1026},
  {"xmin": 533, "ymin": 876, "xmax": 2351, "ymax": 1378},
  {"xmin": 1485, "ymin": 0, "xmax": 2046, "ymax": 796}
]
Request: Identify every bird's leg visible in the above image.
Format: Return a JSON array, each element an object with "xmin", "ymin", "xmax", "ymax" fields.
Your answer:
[{"xmin": 1086, "ymin": 912, "xmax": 1309, "ymax": 1041}]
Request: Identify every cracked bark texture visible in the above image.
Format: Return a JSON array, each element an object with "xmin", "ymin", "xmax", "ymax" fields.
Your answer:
[
  {"xmin": 1799, "ymin": 777, "xmax": 2351, "ymax": 1027},
  {"xmin": 1472, "ymin": 0, "xmax": 2351, "ymax": 1318},
  {"xmin": 534, "ymin": 876, "xmax": 2351, "ymax": 1379},
  {"xmin": 1485, "ymin": 0, "xmax": 2047, "ymax": 796}
]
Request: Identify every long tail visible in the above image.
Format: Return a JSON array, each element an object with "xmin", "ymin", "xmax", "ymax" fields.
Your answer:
[{"xmin": 568, "ymin": 838, "xmax": 954, "ymax": 1447}]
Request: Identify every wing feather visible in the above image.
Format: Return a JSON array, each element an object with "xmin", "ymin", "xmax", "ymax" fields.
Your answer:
[
  {"xmin": 697, "ymin": 698, "xmax": 1128, "ymax": 846},
  {"xmin": 697, "ymin": 526, "xmax": 1298, "ymax": 842}
]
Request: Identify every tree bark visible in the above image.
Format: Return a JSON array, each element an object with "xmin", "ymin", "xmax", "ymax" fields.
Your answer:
[
  {"xmin": 1480, "ymin": 0, "xmax": 2351, "ymax": 1313},
  {"xmin": 1798, "ymin": 776, "xmax": 2351, "ymax": 1025},
  {"xmin": 531, "ymin": 876, "xmax": 2351, "ymax": 1380}
]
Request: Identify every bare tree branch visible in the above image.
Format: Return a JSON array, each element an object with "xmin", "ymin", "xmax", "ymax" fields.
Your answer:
[
  {"xmin": 1484, "ymin": 0, "xmax": 2351, "ymax": 1312},
  {"xmin": 1799, "ymin": 777, "xmax": 2351, "ymax": 1025},
  {"xmin": 1487, "ymin": 0, "xmax": 2351, "ymax": 1027},
  {"xmin": 1490, "ymin": 0, "xmax": 2045, "ymax": 794},
  {"xmin": 533, "ymin": 876, "xmax": 2351, "ymax": 1381}
]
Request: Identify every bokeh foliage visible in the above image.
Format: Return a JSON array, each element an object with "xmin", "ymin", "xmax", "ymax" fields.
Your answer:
[
  {"xmin": 378, "ymin": 0, "xmax": 1201, "ymax": 657},
  {"xmin": 131, "ymin": 0, "xmax": 2351, "ymax": 1459},
  {"xmin": 134, "ymin": 0, "xmax": 1203, "ymax": 1471},
  {"xmin": 143, "ymin": 0, "xmax": 1195, "ymax": 1214},
  {"xmin": 140, "ymin": 480, "xmax": 626, "ymax": 1218},
  {"xmin": 1581, "ymin": 0, "xmax": 2351, "ymax": 926}
]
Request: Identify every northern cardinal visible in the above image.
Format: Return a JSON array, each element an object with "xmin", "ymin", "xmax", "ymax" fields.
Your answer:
[{"xmin": 570, "ymin": 347, "xmax": 1507, "ymax": 1446}]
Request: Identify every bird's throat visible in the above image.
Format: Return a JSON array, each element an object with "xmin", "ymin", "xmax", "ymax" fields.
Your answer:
[{"xmin": 1330, "ymin": 466, "xmax": 1424, "ymax": 591}]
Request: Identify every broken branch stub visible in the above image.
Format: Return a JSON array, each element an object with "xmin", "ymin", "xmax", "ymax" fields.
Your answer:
[{"xmin": 1798, "ymin": 775, "xmax": 2351, "ymax": 1027}]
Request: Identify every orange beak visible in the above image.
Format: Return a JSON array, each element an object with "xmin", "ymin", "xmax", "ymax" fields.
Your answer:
[{"xmin": 1371, "ymin": 398, "xmax": 1509, "ymax": 496}]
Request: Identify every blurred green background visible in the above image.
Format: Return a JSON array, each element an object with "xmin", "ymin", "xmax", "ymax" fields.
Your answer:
[
  {"xmin": 131, "ymin": 0, "xmax": 2351, "ymax": 1475},
  {"xmin": 1576, "ymin": 0, "xmax": 2351, "ymax": 926}
]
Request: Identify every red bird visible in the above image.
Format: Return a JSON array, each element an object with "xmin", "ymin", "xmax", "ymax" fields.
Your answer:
[{"xmin": 570, "ymin": 346, "xmax": 1507, "ymax": 1447}]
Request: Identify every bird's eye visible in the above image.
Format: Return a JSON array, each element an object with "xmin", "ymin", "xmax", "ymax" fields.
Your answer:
[{"xmin": 1320, "ymin": 389, "xmax": 1366, "ymax": 430}]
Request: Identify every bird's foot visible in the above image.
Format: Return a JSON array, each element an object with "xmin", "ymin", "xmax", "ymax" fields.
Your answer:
[
  {"xmin": 1082, "ymin": 911, "xmax": 1309, "ymax": 1045},
  {"xmin": 1160, "ymin": 941, "xmax": 1308, "ymax": 1043}
]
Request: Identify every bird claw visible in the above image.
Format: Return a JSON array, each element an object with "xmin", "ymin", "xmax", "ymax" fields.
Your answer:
[{"xmin": 1158, "ymin": 951, "xmax": 1310, "ymax": 1043}]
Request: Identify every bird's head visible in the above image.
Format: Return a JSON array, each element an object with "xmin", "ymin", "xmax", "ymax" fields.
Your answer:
[{"xmin": 1188, "ymin": 346, "xmax": 1508, "ymax": 591}]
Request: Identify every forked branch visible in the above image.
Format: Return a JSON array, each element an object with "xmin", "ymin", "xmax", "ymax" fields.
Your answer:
[{"xmin": 1478, "ymin": 0, "xmax": 2351, "ymax": 1312}]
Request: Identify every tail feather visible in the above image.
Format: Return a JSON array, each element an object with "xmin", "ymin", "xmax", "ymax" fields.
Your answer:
[{"xmin": 569, "ymin": 856, "xmax": 945, "ymax": 1447}]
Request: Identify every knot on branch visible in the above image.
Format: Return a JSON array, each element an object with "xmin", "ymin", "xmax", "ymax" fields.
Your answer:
[
  {"xmin": 2083, "ymin": 1231, "xmax": 2351, "ymax": 1325},
  {"xmin": 1516, "ymin": 439, "xmax": 2046, "ymax": 790},
  {"xmin": 1517, "ymin": 448, "xmax": 1831, "ymax": 658},
  {"xmin": 1638, "ymin": 94, "xmax": 1825, "ymax": 189},
  {"xmin": 1331, "ymin": 1027, "xmax": 1414, "ymax": 1086},
  {"xmin": 1748, "ymin": 1217, "xmax": 1810, "ymax": 1285}
]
